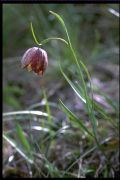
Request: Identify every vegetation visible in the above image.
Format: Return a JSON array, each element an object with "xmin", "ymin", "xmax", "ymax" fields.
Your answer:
[{"xmin": 3, "ymin": 4, "xmax": 119, "ymax": 178}]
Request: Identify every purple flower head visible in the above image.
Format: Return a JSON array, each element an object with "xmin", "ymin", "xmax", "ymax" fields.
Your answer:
[{"xmin": 21, "ymin": 47, "xmax": 48, "ymax": 75}]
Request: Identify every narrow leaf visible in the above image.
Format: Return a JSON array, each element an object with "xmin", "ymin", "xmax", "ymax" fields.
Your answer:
[
  {"xmin": 43, "ymin": 91, "xmax": 52, "ymax": 125},
  {"xmin": 3, "ymin": 134, "xmax": 33, "ymax": 164},
  {"xmin": 49, "ymin": 11, "xmax": 70, "ymax": 45},
  {"xmin": 59, "ymin": 64, "xmax": 86, "ymax": 104},
  {"xmin": 30, "ymin": 22, "xmax": 41, "ymax": 46},
  {"xmin": 49, "ymin": 11, "xmax": 66, "ymax": 31},
  {"xmin": 59, "ymin": 99, "xmax": 94, "ymax": 138},
  {"xmin": 16, "ymin": 122, "xmax": 31, "ymax": 153}
]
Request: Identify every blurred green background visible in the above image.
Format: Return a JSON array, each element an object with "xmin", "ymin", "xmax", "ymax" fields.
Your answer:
[
  {"xmin": 3, "ymin": 4, "xmax": 119, "ymax": 111},
  {"xmin": 3, "ymin": 4, "xmax": 119, "ymax": 60}
]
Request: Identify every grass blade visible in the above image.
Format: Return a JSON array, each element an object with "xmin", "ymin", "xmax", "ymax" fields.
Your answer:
[
  {"xmin": 50, "ymin": 11, "xmax": 98, "ymax": 141},
  {"xmin": 49, "ymin": 11, "xmax": 70, "ymax": 45},
  {"xmin": 3, "ymin": 133, "xmax": 33, "ymax": 164},
  {"xmin": 3, "ymin": 110, "xmax": 49, "ymax": 117},
  {"xmin": 15, "ymin": 122, "xmax": 33, "ymax": 159},
  {"xmin": 60, "ymin": 64, "xmax": 86, "ymax": 104},
  {"xmin": 43, "ymin": 91, "xmax": 52, "ymax": 125},
  {"xmin": 59, "ymin": 99, "xmax": 94, "ymax": 138}
]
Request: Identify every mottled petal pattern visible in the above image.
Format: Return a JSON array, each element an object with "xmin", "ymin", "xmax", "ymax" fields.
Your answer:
[{"xmin": 21, "ymin": 47, "xmax": 48, "ymax": 76}]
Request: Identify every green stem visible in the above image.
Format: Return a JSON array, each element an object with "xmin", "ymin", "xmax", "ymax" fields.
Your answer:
[
  {"xmin": 64, "ymin": 25, "xmax": 98, "ymax": 142},
  {"xmin": 31, "ymin": 22, "xmax": 68, "ymax": 46},
  {"xmin": 30, "ymin": 22, "xmax": 40, "ymax": 46},
  {"xmin": 31, "ymin": 11, "xmax": 98, "ymax": 142},
  {"xmin": 40, "ymin": 37, "xmax": 68, "ymax": 45}
]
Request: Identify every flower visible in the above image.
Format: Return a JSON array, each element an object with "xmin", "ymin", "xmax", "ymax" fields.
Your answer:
[{"xmin": 21, "ymin": 47, "xmax": 48, "ymax": 76}]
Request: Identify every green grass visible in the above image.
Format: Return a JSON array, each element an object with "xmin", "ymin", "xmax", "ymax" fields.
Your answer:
[{"xmin": 3, "ymin": 5, "xmax": 119, "ymax": 178}]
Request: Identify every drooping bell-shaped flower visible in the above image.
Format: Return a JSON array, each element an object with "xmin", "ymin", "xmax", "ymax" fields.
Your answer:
[{"xmin": 21, "ymin": 47, "xmax": 48, "ymax": 76}]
